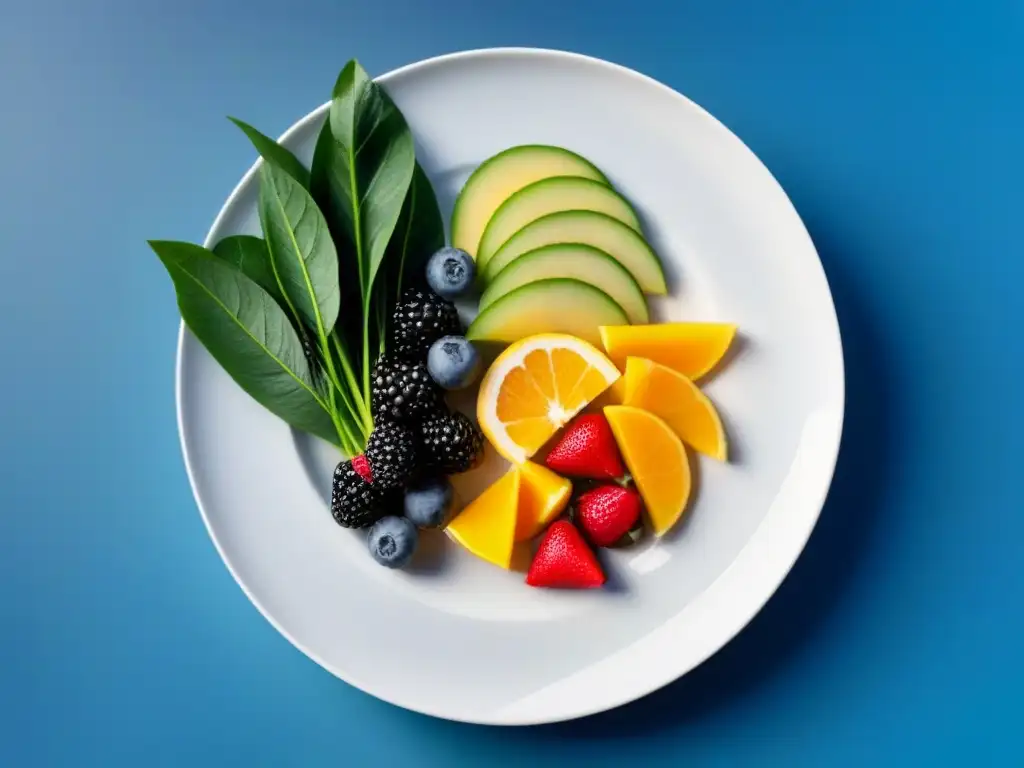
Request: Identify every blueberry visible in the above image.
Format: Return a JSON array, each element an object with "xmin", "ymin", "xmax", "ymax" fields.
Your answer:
[
  {"xmin": 427, "ymin": 336, "xmax": 481, "ymax": 390},
  {"xmin": 426, "ymin": 247, "xmax": 475, "ymax": 300},
  {"xmin": 404, "ymin": 476, "xmax": 454, "ymax": 528},
  {"xmin": 367, "ymin": 516, "xmax": 418, "ymax": 569}
]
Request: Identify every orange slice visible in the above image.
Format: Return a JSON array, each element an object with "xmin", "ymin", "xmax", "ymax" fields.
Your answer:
[
  {"xmin": 477, "ymin": 333, "xmax": 621, "ymax": 463},
  {"xmin": 600, "ymin": 323, "xmax": 736, "ymax": 380},
  {"xmin": 622, "ymin": 357, "xmax": 727, "ymax": 461},
  {"xmin": 604, "ymin": 405, "xmax": 691, "ymax": 536},
  {"xmin": 446, "ymin": 469, "xmax": 520, "ymax": 568},
  {"xmin": 515, "ymin": 461, "xmax": 572, "ymax": 542}
]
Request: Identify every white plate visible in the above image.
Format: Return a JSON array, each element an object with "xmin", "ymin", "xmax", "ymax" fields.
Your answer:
[{"xmin": 178, "ymin": 48, "xmax": 844, "ymax": 725}]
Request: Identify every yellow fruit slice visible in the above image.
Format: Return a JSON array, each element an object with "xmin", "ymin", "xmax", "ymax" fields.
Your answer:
[
  {"xmin": 600, "ymin": 323, "xmax": 736, "ymax": 380},
  {"xmin": 477, "ymin": 333, "xmax": 621, "ymax": 463},
  {"xmin": 623, "ymin": 357, "xmax": 727, "ymax": 461},
  {"xmin": 604, "ymin": 405, "xmax": 691, "ymax": 536},
  {"xmin": 446, "ymin": 469, "xmax": 520, "ymax": 568},
  {"xmin": 515, "ymin": 461, "xmax": 572, "ymax": 542}
]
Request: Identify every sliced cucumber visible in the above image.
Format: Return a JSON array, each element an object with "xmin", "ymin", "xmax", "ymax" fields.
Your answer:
[
  {"xmin": 466, "ymin": 278, "xmax": 629, "ymax": 347},
  {"xmin": 450, "ymin": 145, "xmax": 608, "ymax": 259},
  {"xmin": 476, "ymin": 177, "xmax": 641, "ymax": 272},
  {"xmin": 480, "ymin": 244, "xmax": 648, "ymax": 324},
  {"xmin": 483, "ymin": 209, "xmax": 667, "ymax": 295}
]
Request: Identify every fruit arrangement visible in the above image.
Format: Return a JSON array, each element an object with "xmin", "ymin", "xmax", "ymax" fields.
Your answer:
[
  {"xmin": 150, "ymin": 59, "xmax": 739, "ymax": 584},
  {"xmin": 439, "ymin": 137, "xmax": 738, "ymax": 588}
]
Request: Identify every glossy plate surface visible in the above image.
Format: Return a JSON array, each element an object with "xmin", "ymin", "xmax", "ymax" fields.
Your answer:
[{"xmin": 177, "ymin": 48, "xmax": 845, "ymax": 724}]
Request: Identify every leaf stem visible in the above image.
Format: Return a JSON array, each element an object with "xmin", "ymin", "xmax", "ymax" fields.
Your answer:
[
  {"xmin": 331, "ymin": 332, "xmax": 373, "ymax": 432},
  {"xmin": 328, "ymin": 367, "xmax": 364, "ymax": 437},
  {"xmin": 362, "ymin": 301, "xmax": 372, "ymax": 408}
]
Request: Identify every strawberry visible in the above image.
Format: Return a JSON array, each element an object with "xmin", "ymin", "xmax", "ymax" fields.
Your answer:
[
  {"xmin": 544, "ymin": 413, "xmax": 625, "ymax": 480},
  {"xmin": 575, "ymin": 484, "xmax": 642, "ymax": 547},
  {"xmin": 526, "ymin": 520, "xmax": 606, "ymax": 589}
]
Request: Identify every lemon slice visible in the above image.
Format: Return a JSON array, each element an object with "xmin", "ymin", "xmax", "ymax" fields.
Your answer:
[{"xmin": 477, "ymin": 333, "xmax": 621, "ymax": 463}]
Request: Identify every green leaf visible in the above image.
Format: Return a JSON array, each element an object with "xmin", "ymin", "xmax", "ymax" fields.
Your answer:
[
  {"xmin": 149, "ymin": 240, "xmax": 341, "ymax": 446},
  {"xmin": 311, "ymin": 59, "xmax": 416, "ymax": 306},
  {"xmin": 212, "ymin": 233, "xmax": 336, "ymax": 408},
  {"xmin": 311, "ymin": 118, "xmax": 362, "ymax": 344},
  {"xmin": 211, "ymin": 235, "xmax": 283, "ymax": 304},
  {"xmin": 258, "ymin": 161, "xmax": 341, "ymax": 337},
  {"xmin": 229, "ymin": 117, "xmax": 310, "ymax": 188}
]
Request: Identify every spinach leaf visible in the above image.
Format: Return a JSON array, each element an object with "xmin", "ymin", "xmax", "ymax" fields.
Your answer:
[
  {"xmin": 149, "ymin": 240, "xmax": 341, "ymax": 446},
  {"xmin": 212, "ymin": 233, "xmax": 334, "ymax": 411},
  {"xmin": 258, "ymin": 161, "xmax": 340, "ymax": 338},
  {"xmin": 312, "ymin": 60, "xmax": 416, "ymax": 308},
  {"xmin": 310, "ymin": 118, "xmax": 362, "ymax": 326},
  {"xmin": 212, "ymin": 235, "xmax": 283, "ymax": 304},
  {"xmin": 229, "ymin": 117, "xmax": 310, "ymax": 188}
]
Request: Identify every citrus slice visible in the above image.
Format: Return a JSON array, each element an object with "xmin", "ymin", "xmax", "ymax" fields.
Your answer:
[
  {"xmin": 623, "ymin": 356, "xmax": 728, "ymax": 461},
  {"xmin": 515, "ymin": 461, "xmax": 572, "ymax": 542},
  {"xmin": 599, "ymin": 323, "xmax": 736, "ymax": 380},
  {"xmin": 604, "ymin": 405, "xmax": 691, "ymax": 536},
  {"xmin": 477, "ymin": 333, "xmax": 621, "ymax": 463},
  {"xmin": 446, "ymin": 469, "xmax": 520, "ymax": 568}
]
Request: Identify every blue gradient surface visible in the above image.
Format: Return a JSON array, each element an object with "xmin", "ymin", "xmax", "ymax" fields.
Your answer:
[{"xmin": 1, "ymin": 1, "xmax": 1021, "ymax": 764}]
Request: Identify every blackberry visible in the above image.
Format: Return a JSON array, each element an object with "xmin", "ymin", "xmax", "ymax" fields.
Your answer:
[
  {"xmin": 420, "ymin": 410, "xmax": 485, "ymax": 474},
  {"xmin": 370, "ymin": 355, "xmax": 444, "ymax": 423},
  {"xmin": 391, "ymin": 287, "xmax": 462, "ymax": 360},
  {"xmin": 365, "ymin": 421, "xmax": 418, "ymax": 489},
  {"xmin": 330, "ymin": 458, "xmax": 389, "ymax": 528}
]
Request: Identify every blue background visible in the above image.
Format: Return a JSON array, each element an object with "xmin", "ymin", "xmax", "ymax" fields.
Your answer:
[{"xmin": 2, "ymin": 0, "xmax": 1021, "ymax": 764}]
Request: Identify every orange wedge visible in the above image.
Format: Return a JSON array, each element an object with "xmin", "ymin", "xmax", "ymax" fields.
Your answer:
[
  {"xmin": 446, "ymin": 469, "xmax": 520, "ymax": 568},
  {"xmin": 515, "ymin": 461, "xmax": 572, "ymax": 541},
  {"xmin": 477, "ymin": 333, "xmax": 621, "ymax": 463},
  {"xmin": 600, "ymin": 323, "xmax": 736, "ymax": 381},
  {"xmin": 604, "ymin": 405, "xmax": 691, "ymax": 536},
  {"xmin": 623, "ymin": 357, "xmax": 728, "ymax": 461}
]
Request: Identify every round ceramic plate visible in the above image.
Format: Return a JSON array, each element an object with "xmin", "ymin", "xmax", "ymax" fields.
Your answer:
[{"xmin": 178, "ymin": 48, "xmax": 844, "ymax": 725}]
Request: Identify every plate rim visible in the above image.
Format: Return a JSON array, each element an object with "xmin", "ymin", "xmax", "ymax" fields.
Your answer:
[{"xmin": 175, "ymin": 46, "xmax": 846, "ymax": 725}]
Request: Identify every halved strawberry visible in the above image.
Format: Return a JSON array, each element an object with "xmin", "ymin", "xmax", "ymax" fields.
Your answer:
[
  {"xmin": 544, "ymin": 414, "xmax": 625, "ymax": 480},
  {"xmin": 526, "ymin": 520, "xmax": 606, "ymax": 589}
]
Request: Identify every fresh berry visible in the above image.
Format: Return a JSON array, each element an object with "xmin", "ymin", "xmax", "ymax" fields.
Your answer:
[
  {"xmin": 526, "ymin": 520, "xmax": 606, "ymax": 589},
  {"xmin": 545, "ymin": 413, "xmax": 626, "ymax": 480},
  {"xmin": 420, "ymin": 410, "xmax": 485, "ymax": 474},
  {"xmin": 391, "ymin": 287, "xmax": 462, "ymax": 360},
  {"xmin": 426, "ymin": 336, "xmax": 481, "ymax": 390},
  {"xmin": 370, "ymin": 355, "xmax": 443, "ymax": 423},
  {"xmin": 425, "ymin": 247, "xmax": 475, "ymax": 300},
  {"xmin": 367, "ymin": 516, "xmax": 418, "ymax": 569},
  {"xmin": 403, "ymin": 476, "xmax": 453, "ymax": 529},
  {"xmin": 365, "ymin": 421, "xmax": 418, "ymax": 489},
  {"xmin": 575, "ymin": 484, "xmax": 643, "ymax": 547},
  {"xmin": 330, "ymin": 459, "xmax": 388, "ymax": 529}
]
